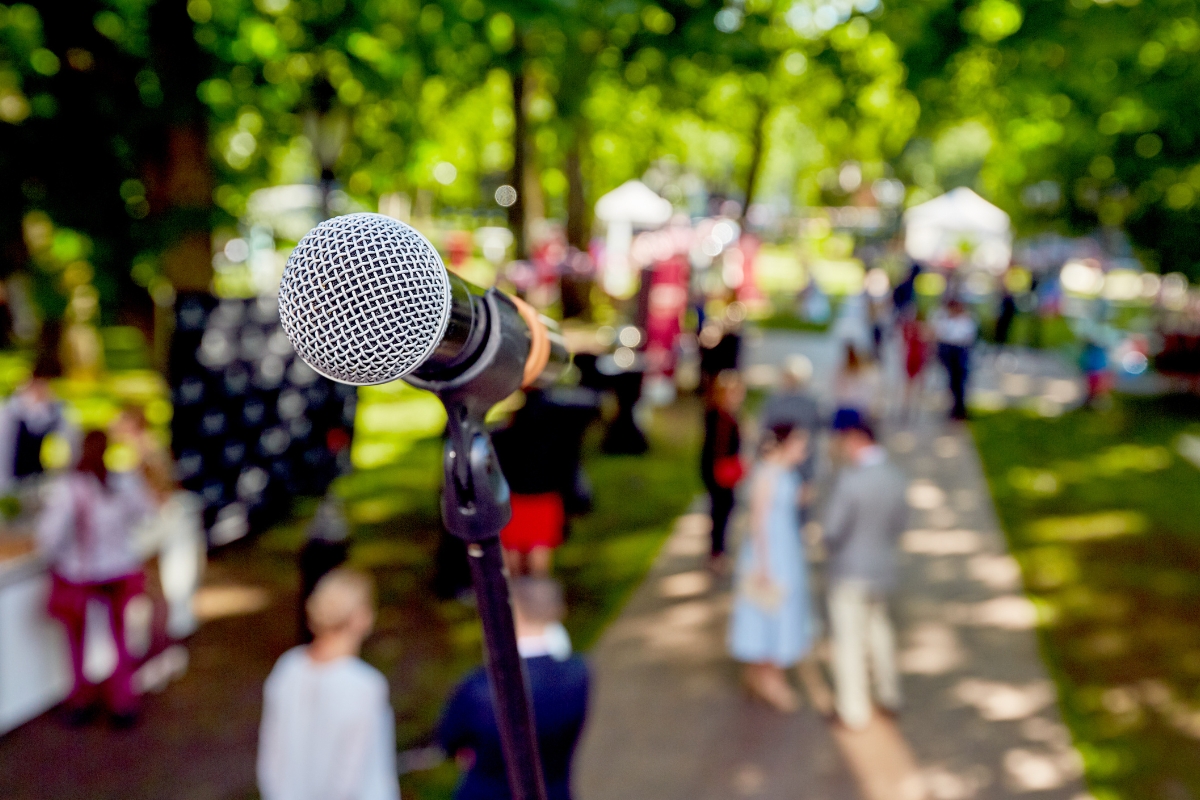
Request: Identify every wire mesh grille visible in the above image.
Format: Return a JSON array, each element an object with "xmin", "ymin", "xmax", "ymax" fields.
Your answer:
[{"xmin": 278, "ymin": 213, "xmax": 452, "ymax": 385}]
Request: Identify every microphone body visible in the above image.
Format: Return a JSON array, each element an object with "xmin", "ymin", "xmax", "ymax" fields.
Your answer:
[{"xmin": 277, "ymin": 212, "xmax": 569, "ymax": 407}]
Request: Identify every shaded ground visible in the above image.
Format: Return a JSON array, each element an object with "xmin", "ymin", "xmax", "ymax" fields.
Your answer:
[
  {"xmin": 0, "ymin": 402, "xmax": 701, "ymax": 800},
  {"xmin": 972, "ymin": 394, "xmax": 1200, "ymax": 800}
]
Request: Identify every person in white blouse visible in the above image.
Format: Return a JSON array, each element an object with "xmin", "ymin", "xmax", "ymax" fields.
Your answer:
[
  {"xmin": 38, "ymin": 430, "xmax": 152, "ymax": 725},
  {"xmin": 258, "ymin": 567, "xmax": 400, "ymax": 800}
]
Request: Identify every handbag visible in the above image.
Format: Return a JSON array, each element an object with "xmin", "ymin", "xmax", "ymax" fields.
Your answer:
[
  {"xmin": 739, "ymin": 572, "xmax": 783, "ymax": 612},
  {"xmin": 713, "ymin": 456, "xmax": 745, "ymax": 489}
]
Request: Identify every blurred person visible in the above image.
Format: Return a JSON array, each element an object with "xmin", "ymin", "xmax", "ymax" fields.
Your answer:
[
  {"xmin": 138, "ymin": 450, "xmax": 206, "ymax": 641},
  {"xmin": 698, "ymin": 317, "xmax": 742, "ymax": 397},
  {"xmin": 833, "ymin": 343, "xmax": 881, "ymax": 419},
  {"xmin": 258, "ymin": 568, "xmax": 400, "ymax": 800},
  {"xmin": 868, "ymin": 294, "xmax": 889, "ymax": 360},
  {"xmin": 493, "ymin": 388, "xmax": 599, "ymax": 576},
  {"xmin": 0, "ymin": 355, "xmax": 76, "ymax": 494},
  {"xmin": 994, "ymin": 289, "xmax": 1018, "ymax": 347},
  {"xmin": 891, "ymin": 263, "xmax": 919, "ymax": 318},
  {"xmin": 1080, "ymin": 339, "xmax": 1113, "ymax": 408},
  {"xmin": 701, "ymin": 370, "xmax": 745, "ymax": 570},
  {"xmin": 729, "ymin": 424, "xmax": 814, "ymax": 713},
  {"xmin": 900, "ymin": 312, "xmax": 929, "ymax": 420},
  {"xmin": 439, "ymin": 577, "xmax": 589, "ymax": 800},
  {"xmin": 111, "ymin": 405, "xmax": 172, "ymax": 482},
  {"xmin": 38, "ymin": 430, "xmax": 152, "ymax": 726},
  {"xmin": 823, "ymin": 410, "xmax": 908, "ymax": 730},
  {"xmin": 759, "ymin": 355, "xmax": 821, "ymax": 508},
  {"xmin": 116, "ymin": 405, "xmax": 206, "ymax": 641},
  {"xmin": 933, "ymin": 299, "xmax": 978, "ymax": 420},
  {"xmin": 299, "ymin": 492, "xmax": 350, "ymax": 642}
]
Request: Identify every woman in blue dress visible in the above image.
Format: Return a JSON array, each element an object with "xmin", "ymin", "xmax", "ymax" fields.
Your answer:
[{"xmin": 729, "ymin": 423, "xmax": 815, "ymax": 712}]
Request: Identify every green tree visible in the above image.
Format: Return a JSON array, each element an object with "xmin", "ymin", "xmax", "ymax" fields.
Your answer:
[
  {"xmin": 0, "ymin": 0, "xmax": 212, "ymax": 324},
  {"xmin": 889, "ymin": 0, "xmax": 1200, "ymax": 276}
]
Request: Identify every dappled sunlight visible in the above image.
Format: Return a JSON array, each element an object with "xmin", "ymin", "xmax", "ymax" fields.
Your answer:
[
  {"xmin": 944, "ymin": 595, "xmax": 1040, "ymax": 630},
  {"xmin": 658, "ymin": 570, "xmax": 712, "ymax": 599},
  {"xmin": 967, "ymin": 553, "xmax": 1022, "ymax": 591},
  {"xmin": 899, "ymin": 622, "xmax": 963, "ymax": 676},
  {"xmin": 902, "ymin": 528, "xmax": 983, "ymax": 555},
  {"xmin": 918, "ymin": 764, "xmax": 993, "ymax": 800},
  {"xmin": 933, "ymin": 436, "xmax": 960, "ymax": 459},
  {"xmin": 1043, "ymin": 380, "xmax": 1081, "ymax": 406},
  {"xmin": 1003, "ymin": 747, "xmax": 1083, "ymax": 792},
  {"xmin": 954, "ymin": 679, "xmax": 1055, "ymax": 722},
  {"xmin": 664, "ymin": 514, "xmax": 712, "ymax": 557},
  {"xmin": 1000, "ymin": 372, "xmax": 1034, "ymax": 398},
  {"xmin": 192, "ymin": 584, "xmax": 272, "ymax": 621},
  {"xmin": 907, "ymin": 480, "xmax": 947, "ymax": 510}
]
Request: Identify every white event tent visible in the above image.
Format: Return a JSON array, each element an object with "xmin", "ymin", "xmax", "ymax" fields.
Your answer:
[
  {"xmin": 594, "ymin": 180, "xmax": 673, "ymax": 298},
  {"xmin": 903, "ymin": 187, "xmax": 1012, "ymax": 273}
]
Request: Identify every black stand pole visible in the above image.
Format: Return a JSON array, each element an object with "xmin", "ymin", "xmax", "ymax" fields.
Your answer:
[{"xmin": 441, "ymin": 401, "xmax": 549, "ymax": 800}]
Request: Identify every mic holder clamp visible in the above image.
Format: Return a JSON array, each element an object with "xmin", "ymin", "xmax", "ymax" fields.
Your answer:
[{"xmin": 409, "ymin": 289, "xmax": 550, "ymax": 800}]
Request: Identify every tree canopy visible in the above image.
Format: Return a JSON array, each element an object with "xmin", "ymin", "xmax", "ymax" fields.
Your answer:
[{"xmin": 2, "ymin": 0, "xmax": 1199, "ymax": 324}]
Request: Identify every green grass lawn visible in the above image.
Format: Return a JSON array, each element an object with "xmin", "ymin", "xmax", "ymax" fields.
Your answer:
[
  {"xmin": 971, "ymin": 395, "xmax": 1200, "ymax": 800},
  {"xmin": 257, "ymin": 398, "xmax": 703, "ymax": 800}
]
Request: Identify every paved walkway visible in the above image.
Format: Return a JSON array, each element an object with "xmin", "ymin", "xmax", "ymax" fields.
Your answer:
[{"xmin": 576, "ymin": 330, "xmax": 1090, "ymax": 800}]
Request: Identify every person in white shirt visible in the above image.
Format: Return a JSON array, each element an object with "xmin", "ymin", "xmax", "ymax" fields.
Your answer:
[
  {"xmin": 932, "ymin": 299, "xmax": 978, "ymax": 420},
  {"xmin": 38, "ymin": 430, "xmax": 152, "ymax": 725},
  {"xmin": 258, "ymin": 567, "xmax": 400, "ymax": 800}
]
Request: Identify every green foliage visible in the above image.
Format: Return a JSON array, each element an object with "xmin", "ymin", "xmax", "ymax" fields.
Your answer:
[{"xmin": 889, "ymin": 0, "xmax": 1200, "ymax": 277}]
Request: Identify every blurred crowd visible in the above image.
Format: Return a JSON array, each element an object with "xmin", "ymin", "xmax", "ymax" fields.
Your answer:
[{"xmin": 696, "ymin": 273, "xmax": 1007, "ymax": 727}]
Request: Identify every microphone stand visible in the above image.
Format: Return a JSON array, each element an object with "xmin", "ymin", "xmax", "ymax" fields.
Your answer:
[{"xmin": 418, "ymin": 289, "xmax": 550, "ymax": 800}]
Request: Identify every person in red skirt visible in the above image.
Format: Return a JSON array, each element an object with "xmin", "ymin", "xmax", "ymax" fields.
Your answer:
[
  {"xmin": 500, "ymin": 491, "xmax": 565, "ymax": 576},
  {"xmin": 492, "ymin": 388, "xmax": 598, "ymax": 576}
]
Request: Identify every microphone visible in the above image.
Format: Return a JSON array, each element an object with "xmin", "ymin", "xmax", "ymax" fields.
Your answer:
[
  {"xmin": 278, "ymin": 212, "xmax": 559, "ymax": 800},
  {"xmin": 277, "ymin": 213, "xmax": 569, "ymax": 400}
]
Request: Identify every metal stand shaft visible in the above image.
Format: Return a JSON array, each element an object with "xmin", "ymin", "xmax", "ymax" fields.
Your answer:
[
  {"xmin": 465, "ymin": 537, "xmax": 546, "ymax": 800},
  {"xmin": 441, "ymin": 402, "xmax": 548, "ymax": 800}
]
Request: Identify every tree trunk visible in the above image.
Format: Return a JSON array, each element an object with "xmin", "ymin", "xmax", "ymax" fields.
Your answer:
[
  {"xmin": 507, "ymin": 50, "xmax": 527, "ymax": 260},
  {"xmin": 740, "ymin": 100, "xmax": 770, "ymax": 227},
  {"xmin": 565, "ymin": 117, "xmax": 588, "ymax": 250}
]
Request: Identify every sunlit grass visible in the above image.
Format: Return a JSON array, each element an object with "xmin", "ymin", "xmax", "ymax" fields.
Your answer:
[{"xmin": 971, "ymin": 395, "xmax": 1200, "ymax": 800}]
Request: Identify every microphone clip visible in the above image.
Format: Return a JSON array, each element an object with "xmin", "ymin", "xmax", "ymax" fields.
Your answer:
[{"xmin": 440, "ymin": 403, "xmax": 511, "ymax": 543}]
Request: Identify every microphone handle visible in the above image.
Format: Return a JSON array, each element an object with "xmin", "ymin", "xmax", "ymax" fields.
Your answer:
[{"xmin": 409, "ymin": 278, "xmax": 570, "ymax": 395}]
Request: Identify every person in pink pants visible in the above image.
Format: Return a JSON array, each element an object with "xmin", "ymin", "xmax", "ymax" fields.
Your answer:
[{"xmin": 39, "ymin": 430, "xmax": 152, "ymax": 725}]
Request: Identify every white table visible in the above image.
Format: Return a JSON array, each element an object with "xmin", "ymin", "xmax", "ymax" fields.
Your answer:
[{"xmin": 0, "ymin": 552, "xmax": 71, "ymax": 734}]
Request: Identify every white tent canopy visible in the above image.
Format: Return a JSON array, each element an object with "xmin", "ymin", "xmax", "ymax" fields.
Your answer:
[
  {"xmin": 595, "ymin": 181, "xmax": 673, "ymax": 298},
  {"xmin": 594, "ymin": 180, "xmax": 673, "ymax": 226},
  {"xmin": 904, "ymin": 187, "xmax": 1012, "ymax": 273}
]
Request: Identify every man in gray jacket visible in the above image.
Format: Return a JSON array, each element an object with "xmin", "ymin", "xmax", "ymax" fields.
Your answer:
[{"xmin": 823, "ymin": 409, "xmax": 908, "ymax": 729}]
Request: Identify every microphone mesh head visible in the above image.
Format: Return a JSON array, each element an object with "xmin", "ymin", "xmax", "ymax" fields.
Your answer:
[{"xmin": 278, "ymin": 213, "xmax": 452, "ymax": 385}]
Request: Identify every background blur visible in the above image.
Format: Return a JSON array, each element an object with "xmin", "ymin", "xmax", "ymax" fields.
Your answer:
[{"xmin": 2, "ymin": 1, "xmax": 1200, "ymax": 799}]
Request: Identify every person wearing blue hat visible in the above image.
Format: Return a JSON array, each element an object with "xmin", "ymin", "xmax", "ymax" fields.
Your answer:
[{"xmin": 823, "ymin": 409, "xmax": 908, "ymax": 729}]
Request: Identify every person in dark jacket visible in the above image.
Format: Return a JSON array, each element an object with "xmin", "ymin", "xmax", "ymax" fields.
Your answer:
[
  {"xmin": 700, "ymin": 369, "xmax": 745, "ymax": 568},
  {"xmin": 439, "ymin": 578, "xmax": 589, "ymax": 800}
]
